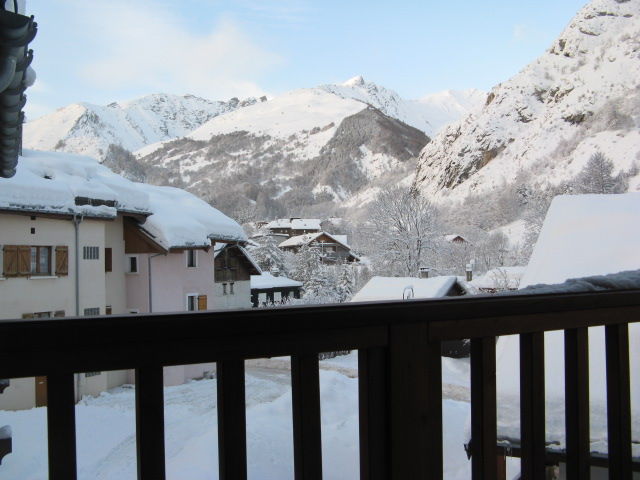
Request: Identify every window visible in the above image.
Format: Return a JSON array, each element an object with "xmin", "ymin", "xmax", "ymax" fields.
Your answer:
[
  {"xmin": 126, "ymin": 255, "xmax": 138, "ymax": 273},
  {"xmin": 84, "ymin": 372, "xmax": 101, "ymax": 377},
  {"xmin": 30, "ymin": 246, "xmax": 51, "ymax": 275},
  {"xmin": 229, "ymin": 282, "xmax": 234, "ymax": 295},
  {"xmin": 222, "ymin": 283, "xmax": 227, "ymax": 295},
  {"xmin": 186, "ymin": 294, "xmax": 197, "ymax": 311},
  {"xmin": 105, "ymin": 248, "xmax": 112, "ymax": 272},
  {"xmin": 83, "ymin": 246, "xmax": 99, "ymax": 260},
  {"xmin": 105, "ymin": 306, "xmax": 112, "ymax": 315},
  {"xmin": 83, "ymin": 307, "xmax": 100, "ymax": 316},
  {"xmin": 186, "ymin": 249, "xmax": 197, "ymax": 268}
]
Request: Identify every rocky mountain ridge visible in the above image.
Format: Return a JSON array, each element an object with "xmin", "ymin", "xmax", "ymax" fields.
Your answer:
[{"xmin": 413, "ymin": 0, "xmax": 640, "ymax": 202}]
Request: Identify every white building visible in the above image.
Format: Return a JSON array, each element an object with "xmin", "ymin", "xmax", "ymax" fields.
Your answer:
[{"xmin": 496, "ymin": 193, "xmax": 640, "ymax": 479}]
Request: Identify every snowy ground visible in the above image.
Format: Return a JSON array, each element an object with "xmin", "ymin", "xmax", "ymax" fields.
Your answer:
[{"xmin": 0, "ymin": 356, "xmax": 473, "ymax": 480}]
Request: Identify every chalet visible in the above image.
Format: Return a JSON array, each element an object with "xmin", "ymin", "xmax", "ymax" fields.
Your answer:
[
  {"xmin": 493, "ymin": 193, "xmax": 640, "ymax": 478},
  {"xmin": 213, "ymin": 243, "xmax": 262, "ymax": 310},
  {"xmin": 351, "ymin": 275, "xmax": 471, "ymax": 357},
  {"xmin": 264, "ymin": 217, "xmax": 322, "ymax": 237},
  {"xmin": 444, "ymin": 233, "xmax": 471, "ymax": 244},
  {"xmin": 278, "ymin": 231, "xmax": 359, "ymax": 264},
  {"xmin": 469, "ymin": 266, "xmax": 525, "ymax": 293},
  {"xmin": 251, "ymin": 272, "xmax": 302, "ymax": 307},
  {"xmin": 0, "ymin": 150, "xmax": 255, "ymax": 404}
]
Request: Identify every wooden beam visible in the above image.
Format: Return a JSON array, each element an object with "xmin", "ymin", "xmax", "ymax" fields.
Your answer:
[
  {"xmin": 217, "ymin": 359, "xmax": 248, "ymax": 480},
  {"xmin": 135, "ymin": 365, "xmax": 166, "ymax": 480},
  {"xmin": 564, "ymin": 328, "xmax": 590, "ymax": 480},
  {"xmin": 358, "ymin": 347, "xmax": 388, "ymax": 480},
  {"xmin": 47, "ymin": 372, "xmax": 77, "ymax": 480},
  {"xmin": 470, "ymin": 337, "xmax": 497, "ymax": 480},
  {"xmin": 389, "ymin": 323, "xmax": 442, "ymax": 479},
  {"xmin": 520, "ymin": 332, "xmax": 546, "ymax": 480},
  {"xmin": 605, "ymin": 324, "xmax": 632, "ymax": 479},
  {"xmin": 291, "ymin": 353, "xmax": 322, "ymax": 480}
]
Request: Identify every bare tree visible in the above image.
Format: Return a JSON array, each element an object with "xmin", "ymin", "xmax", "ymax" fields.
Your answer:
[{"xmin": 368, "ymin": 186, "xmax": 440, "ymax": 277}]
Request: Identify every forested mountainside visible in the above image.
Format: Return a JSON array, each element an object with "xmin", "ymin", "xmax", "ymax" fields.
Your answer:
[{"xmin": 413, "ymin": 0, "xmax": 640, "ymax": 202}]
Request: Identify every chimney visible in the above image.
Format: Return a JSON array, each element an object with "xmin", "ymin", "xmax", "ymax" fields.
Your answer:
[
  {"xmin": 465, "ymin": 264, "xmax": 473, "ymax": 282},
  {"xmin": 271, "ymin": 267, "xmax": 280, "ymax": 277},
  {"xmin": 419, "ymin": 267, "xmax": 430, "ymax": 279}
]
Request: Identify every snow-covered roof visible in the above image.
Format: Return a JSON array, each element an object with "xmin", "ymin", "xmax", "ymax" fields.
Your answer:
[
  {"xmin": 0, "ymin": 150, "xmax": 150, "ymax": 218},
  {"xmin": 444, "ymin": 234, "xmax": 469, "ymax": 243},
  {"xmin": 520, "ymin": 193, "xmax": 640, "ymax": 288},
  {"xmin": 351, "ymin": 275, "xmax": 459, "ymax": 303},
  {"xmin": 278, "ymin": 232, "xmax": 349, "ymax": 249},
  {"xmin": 266, "ymin": 218, "xmax": 291, "ymax": 229},
  {"xmin": 137, "ymin": 183, "xmax": 247, "ymax": 249},
  {"xmin": 333, "ymin": 235, "xmax": 349, "ymax": 248},
  {"xmin": 0, "ymin": 150, "xmax": 246, "ymax": 249},
  {"xmin": 470, "ymin": 266, "xmax": 526, "ymax": 290},
  {"xmin": 290, "ymin": 218, "xmax": 321, "ymax": 230},
  {"xmin": 496, "ymin": 194, "xmax": 640, "ymax": 455},
  {"xmin": 251, "ymin": 273, "xmax": 302, "ymax": 290}
]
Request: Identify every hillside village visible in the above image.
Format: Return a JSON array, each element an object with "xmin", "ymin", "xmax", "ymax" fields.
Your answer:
[{"xmin": 0, "ymin": 0, "xmax": 639, "ymax": 479}]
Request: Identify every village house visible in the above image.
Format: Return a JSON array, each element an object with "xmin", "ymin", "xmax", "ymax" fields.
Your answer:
[
  {"xmin": 351, "ymin": 275, "xmax": 471, "ymax": 357},
  {"xmin": 278, "ymin": 231, "xmax": 359, "ymax": 264},
  {"xmin": 493, "ymin": 193, "xmax": 640, "ymax": 479},
  {"xmin": 213, "ymin": 243, "xmax": 261, "ymax": 310},
  {"xmin": 264, "ymin": 217, "xmax": 322, "ymax": 237},
  {"xmin": 0, "ymin": 149, "xmax": 256, "ymax": 404},
  {"xmin": 250, "ymin": 271, "xmax": 302, "ymax": 307}
]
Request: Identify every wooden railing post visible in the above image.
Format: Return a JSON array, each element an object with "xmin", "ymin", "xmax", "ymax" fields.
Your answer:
[
  {"xmin": 520, "ymin": 332, "xmax": 546, "ymax": 480},
  {"xmin": 291, "ymin": 353, "xmax": 323, "ymax": 480},
  {"xmin": 564, "ymin": 328, "xmax": 590, "ymax": 480},
  {"xmin": 389, "ymin": 323, "xmax": 442, "ymax": 479},
  {"xmin": 358, "ymin": 347, "xmax": 388, "ymax": 480},
  {"xmin": 605, "ymin": 324, "xmax": 632, "ymax": 479},
  {"xmin": 47, "ymin": 371, "xmax": 77, "ymax": 480},
  {"xmin": 470, "ymin": 337, "xmax": 497, "ymax": 480},
  {"xmin": 217, "ymin": 359, "xmax": 248, "ymax": 480},
  {"xmin": 135, "ymin": 365, "xmax": 166, "ymax": 480}
]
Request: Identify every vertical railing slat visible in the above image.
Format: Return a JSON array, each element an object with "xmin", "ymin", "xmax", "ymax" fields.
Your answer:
[
  {"xmin": 519, "ymin": 332, "xmax": 546, "ymax": 480},
  {"xmin": 389, "ymin": 323, "xmax": 442, "ymax": 479},
  {"xmin": 135, "ymin": 365, "xmax": 166, "ymax": 480},
  {"xmin": 358, "ymin": 347, "xmax": 388, "ymax": 480},
  {"xmin": 47, "ymin": 372, "xmax": 77, "ymax": 480},
  {"xmin": 605, "ymin": 324, "xmax": 632, "ymax": 479},
  {"xmin": 470, "ymin": 337, "xmax": 497, "ymax": 480},
  {"xmin": 291, "ymin": 353, "xmax": 323, "ymax": 480},
  {"xmin": 217, "ymin": 359, "xmax": 248, "ymax": 480},
  {"xmin": 564, "ymin": 328, "xmax": 590, "ymax": 480}
]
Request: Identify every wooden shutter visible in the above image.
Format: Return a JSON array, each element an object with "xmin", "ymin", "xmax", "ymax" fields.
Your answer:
[
  {"xmin": 17, "ymin": 245, "xmax": 30, "ymax": 276},
  {"xmin": 22, "ymin": 313, "xmax": 34, "ymax": 319},
  {"xmin": 55, "ymin": 246, "xmax": 69, "ymax": 276},
  {"xmin": 3, "ymin": 245, "xmax": 18, "ymax": 277},
  {"xmin": 197, "ymin": 295, "xmax": 207, "ymax": 311},
  {"xmin": 105, "ymin": 248, "xmax": 113, "ymax": 272}
]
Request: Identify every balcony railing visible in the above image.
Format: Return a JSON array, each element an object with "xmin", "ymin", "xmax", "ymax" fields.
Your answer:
[{"xmin": 0, "ymin": 288, "xmax": 639, "ymax": 480}]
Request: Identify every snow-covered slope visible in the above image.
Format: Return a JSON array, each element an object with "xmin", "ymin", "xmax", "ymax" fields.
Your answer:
[
  {"xmin": 319, "ymin": 76, "xmax": 485, "ymax": 136},
  {"xmin": 413, "ymin": 0, "xmax": 640, "ymax": 201},
  {"xmin": 135, "ymin": 87, "xmax": 430, "ymax": 217},
  {"xmin": 23, "ymin": 93, "xmax": 261, "ymax": 160}
]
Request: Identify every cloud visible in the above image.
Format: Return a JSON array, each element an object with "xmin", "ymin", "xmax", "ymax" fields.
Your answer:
[
  {"xmin": 74, "ymin": 0, "xmax": 282, "ymax": 100},
  {"xmin": 512, "ymin": 24, "xmax": 547, "ymax": 43},
  {"xmin": 234, "ymin": 0, "xmax": 313, "ymax": 25}
]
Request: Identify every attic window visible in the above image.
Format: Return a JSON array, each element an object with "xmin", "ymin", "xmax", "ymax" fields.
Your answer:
[{"xmin": 43, "ymin": 174, "xmax": 53, "ymax": 180}]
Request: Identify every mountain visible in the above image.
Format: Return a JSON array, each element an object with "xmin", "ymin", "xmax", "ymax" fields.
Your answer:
[
  {"xmin": 319, "ymin": 76, "xmax": 485, "ymax": 136},
  {"xmin": 23, "ymin": 93, "xmax": 263, "ymax": 160},
  {"xmin": 135, "ymin": 87, "xmax": 430, "ymax": 218},
  {"xmin": 413, "ymin": 0, "xmax": 640, "ymax": 201}
]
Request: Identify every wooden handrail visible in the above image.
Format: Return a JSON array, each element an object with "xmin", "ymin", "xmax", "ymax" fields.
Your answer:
[{"xmin": 0, "ymin": 288, "xmax": 638, "ymax": 480}]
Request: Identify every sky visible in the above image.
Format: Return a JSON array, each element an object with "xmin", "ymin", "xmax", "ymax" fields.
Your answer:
[{"xmin": 25, "ymin": 0, "xmax": 588, "ymax": 119}]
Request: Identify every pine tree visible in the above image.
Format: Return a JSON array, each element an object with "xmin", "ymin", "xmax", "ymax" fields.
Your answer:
[
  {"xmin": 574, "ymin": 152, "xmax": 625, "ymax": 194},
  {"xmin": 335, "ymin": 264, "xmax": 355, "ymax": 303}
]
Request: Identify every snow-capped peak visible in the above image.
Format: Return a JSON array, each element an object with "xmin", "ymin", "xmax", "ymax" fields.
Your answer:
[{"xmin": 342, "ymin": 75, "xmax": 366, "ymax": 87}]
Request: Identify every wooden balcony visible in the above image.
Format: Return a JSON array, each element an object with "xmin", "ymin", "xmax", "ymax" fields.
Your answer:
[{"xmin": 0, "ymin": 288, "xmax": 638, "ymax": 480}]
